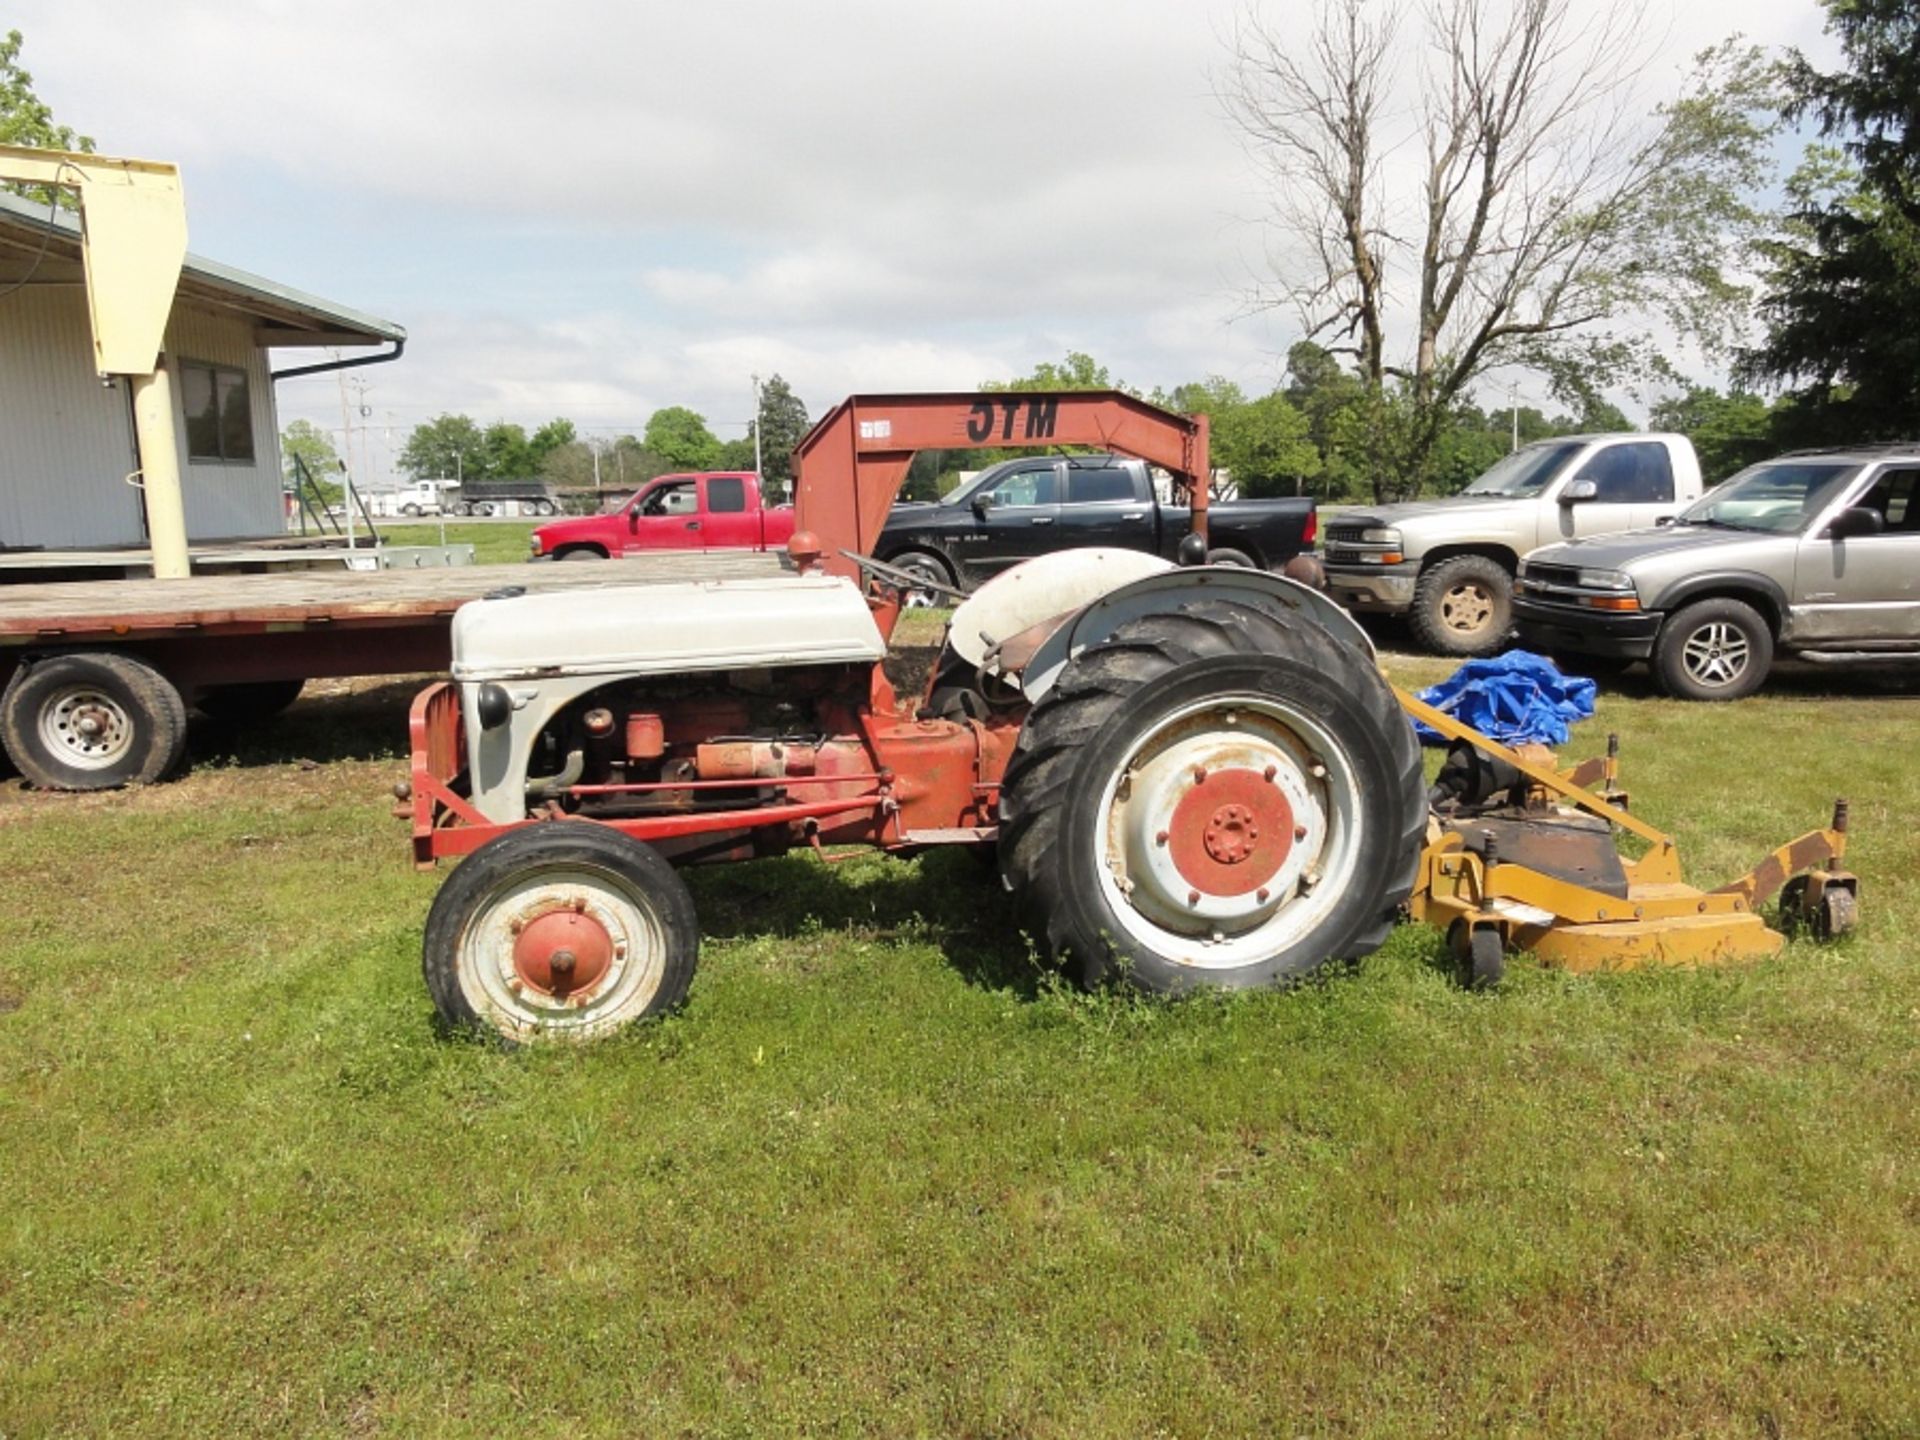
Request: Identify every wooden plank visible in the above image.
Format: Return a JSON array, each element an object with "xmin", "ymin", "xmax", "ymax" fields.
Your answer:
[{"xmin": 0, "ymin": 552, "xmax": 786, "ymax": 639}]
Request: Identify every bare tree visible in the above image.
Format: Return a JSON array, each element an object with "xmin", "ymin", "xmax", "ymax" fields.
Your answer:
[{"xmin": 1223, "ymin": 0, "xmax": 1779, "ymax": 499}]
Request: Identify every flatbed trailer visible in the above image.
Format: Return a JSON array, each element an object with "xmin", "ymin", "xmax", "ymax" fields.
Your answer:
[{"xmin": 0, "ymin": 552, "xmax": 780, "ymax": 790}]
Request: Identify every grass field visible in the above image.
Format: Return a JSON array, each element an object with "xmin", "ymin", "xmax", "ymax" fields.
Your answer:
[
  {"xmin": 1, "ymin": 631, "xmax": 1917, "ymax": 1436},
  {"xmin": 379, "ymin": 520, "xmax": 539, "ymax": 566}
]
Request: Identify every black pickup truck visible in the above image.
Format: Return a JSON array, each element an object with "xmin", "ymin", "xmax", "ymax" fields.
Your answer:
[{"xmin": 876, "ymin": 454, "xmax": 1317, "ymax": 594}]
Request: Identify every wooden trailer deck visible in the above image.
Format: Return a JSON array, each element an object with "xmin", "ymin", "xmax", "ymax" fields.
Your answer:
[{"xmin": 0, "ymin": 551, "xmax": 784, "ymax": 642}]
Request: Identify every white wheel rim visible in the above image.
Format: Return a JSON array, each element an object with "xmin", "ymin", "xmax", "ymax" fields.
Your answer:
[
  {"xmin": 1094, "ymin": 693, "xmax": 1364, "ymax": 969},
  {"xmin": 1681, "ymin": 622, "xmax": 1750, "ymax": 686},
  {"xmin": 457, "ymin": 860, "xmax": 669, "ymax": 1040},
  {"xmin": 39, "ymin": 685, "xmax": 135, "ymax": 770}
]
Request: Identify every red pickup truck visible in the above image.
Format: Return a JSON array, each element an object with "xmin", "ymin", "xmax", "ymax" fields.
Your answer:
[{"xmin": 530, "ymin": 472, "xmax": 797, "ymax": 561}]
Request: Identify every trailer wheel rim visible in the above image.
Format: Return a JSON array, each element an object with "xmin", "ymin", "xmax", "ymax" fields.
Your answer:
[
  {"xmin": 1440, "ymin": 582, "xmax": 1495, "ymax": 635},
  {"xmin": 458, "ymin": 861, "xmax": 668, "ymax": 1039},
  {"xmin": 1680, "ymin": 621, "xmax": 1750, "ymax": 687},
  {"xmin": 1096, "ymin": 693, "xmax": 1362, "ymax": 968},
  {"xmin": 38, "ymin": 685, "xmax": 136, "ymax": 770}
]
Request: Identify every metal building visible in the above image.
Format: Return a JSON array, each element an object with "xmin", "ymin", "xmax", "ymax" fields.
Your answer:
[{"xmin": 0, "ymin": 189, "xmax": 404, "ymax": 553}]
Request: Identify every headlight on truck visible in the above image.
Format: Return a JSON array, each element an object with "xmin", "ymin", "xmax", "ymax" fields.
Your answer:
[
  {"xmin": 1576, "ymin": 568, "xmax": 1634, "ymax": 591},
  {"xmin": 1361, "ymin": 527, "xmax": 1401, "ymax": 546}
]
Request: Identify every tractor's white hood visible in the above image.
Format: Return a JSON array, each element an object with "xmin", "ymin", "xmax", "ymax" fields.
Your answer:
[{"xmin": 449, "ymin": 574, "xmax": 887, "ymax": 682}]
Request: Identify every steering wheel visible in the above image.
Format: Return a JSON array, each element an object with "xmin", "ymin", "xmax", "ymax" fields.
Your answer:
[{"xmin": 840, "ymin": 550, "xmax": 969, "ymax": 604}]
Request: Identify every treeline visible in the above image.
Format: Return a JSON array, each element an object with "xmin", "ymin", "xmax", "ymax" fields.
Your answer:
[
  {"xmin": 387, "ymin": 376, "xmax": 812, "ymax": 495},
  {"xmin": 897, "ymin": 348, "xmax": 1795, "ymax": 504}
]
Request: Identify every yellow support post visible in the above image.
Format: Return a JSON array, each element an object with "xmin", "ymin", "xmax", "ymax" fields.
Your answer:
[{"xmin": 0, "ymin": 144, "xmax": 190, "ymax": 578}]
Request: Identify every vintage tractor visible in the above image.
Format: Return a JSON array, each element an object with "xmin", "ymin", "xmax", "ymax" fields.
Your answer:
[{"xmin": 400, "ymin": 392, "xmax": 1856, "ymax": 1043}]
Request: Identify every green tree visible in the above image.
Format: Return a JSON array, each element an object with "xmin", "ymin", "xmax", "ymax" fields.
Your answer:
[
  {"xmin": 1740, "ymin": 0, "xmax": 1920, "ymax": 442},
  {"xmin": 480, "ymin": 422, "xmax": 536, "ymax": 478},
  {"xmin": 529, "ymin": 418, "xmax": 577, "ymax": 461},
  {"xmin": 753, "ymin": 374, "xmax": 810, "ymax": 493},
  {"xmin": 280, "ymin": 420, "xmax": 342, "ymax": 503},
  {"xmin": 398, "ymin": 414, "xmax": 484, "ymax": 480},
  {"xmin": 1, "ymin": 30, "xmax": 93, "ymax": 208},
  {"xmin": 984, "ymin": 351, "xmax": 1133, "ymax": 395},
  {"xmin": 1217, "ymin": 391, "xmax": 1321, "ymax": 497},
  {"xmin": 642, "ymin": 407, "xmax": 722, "ymax": 470},
  {"xmin": 715, "ymin": 437, "xmax": 758, "ymax": 471},
  {"xmin": 1225, "ymin": 5, "xmax": 1781, "ymax": 500},
  {"xmin": 1649, "ymin": 386, "xmax": 1780, "ymax": 482}
]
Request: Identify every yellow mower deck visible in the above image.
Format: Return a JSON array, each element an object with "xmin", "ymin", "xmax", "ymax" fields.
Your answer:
[{"xmin": 1396, "ymin": 688, "xmax": 1855, "ymax": 972}]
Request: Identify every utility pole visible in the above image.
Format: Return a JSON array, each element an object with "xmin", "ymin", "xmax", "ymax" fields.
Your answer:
[
  {"xmin": 751, "ymin": 373, "xmax": 764, "ymax": 490},
  {"xmin": 1509, "ymin": 383, "xmax": 1520, "ymax": 454}
]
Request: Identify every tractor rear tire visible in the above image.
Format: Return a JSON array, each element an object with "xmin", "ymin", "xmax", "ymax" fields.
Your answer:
[
  {"xmin": 1410, "ymin": 555, "xmax": 1513, "ymax": 657},
  {"xmin": 424, "ymin": 822, "xmax": 699, "ymax": 1045},
  {"xmin": 195, "ymin": 679, "xmax": 306, "ymax": 723},
  {"xmin": 998, "ymin": 596, "xmax": 1424, "ymax": 993},
  {"xmin": 0, "ymin": 651, "xmax": 188, "ymax": 790}
]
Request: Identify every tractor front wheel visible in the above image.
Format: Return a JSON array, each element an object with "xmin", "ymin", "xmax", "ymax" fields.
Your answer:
[
  {"xmin": 423, "ymin": 822, "xmax": 699, "ymax": 1044},
  {"xmin": 998, "ymin": 598, "xmax": 1424, "ymax": 993}
]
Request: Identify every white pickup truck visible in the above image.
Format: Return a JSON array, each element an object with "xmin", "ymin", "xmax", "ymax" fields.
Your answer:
[{"xmin": 1321, "ymin": 433, "xmax": 1703, "ymax": 655}]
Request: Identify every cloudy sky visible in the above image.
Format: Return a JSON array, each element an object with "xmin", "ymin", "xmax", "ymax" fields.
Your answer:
[{"xmin": 14, "ymin": 0, "xmax": 1841, "ymax": 478}]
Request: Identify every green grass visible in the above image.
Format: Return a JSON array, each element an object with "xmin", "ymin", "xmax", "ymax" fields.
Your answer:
[
  {"xmin": 1, "ymin": 652, "xmax": 1917, "ymax": 1436},
  {"xmin": 380, "ymin": 521, "xmax": 539, "ymax": 566}
]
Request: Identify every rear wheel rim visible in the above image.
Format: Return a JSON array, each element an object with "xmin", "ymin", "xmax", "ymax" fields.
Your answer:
[
  {"xmin": 1440, "ymin": 582, "xmax": 1495, "ymax": 635},
  {"xmin": 457, "ymin": 860, "xmax": 669, "ymax": 1039},
  {"xmin": 1095, "ymin": 693, "xmax": 1362, "ymax": 969},
  {"xmin": 39, "ymin": 686, "xmax": 135, "ymax": 770},
  {"xmin": 1681, "ymin": 622, "xmax": 1751, "ymax": 687}
]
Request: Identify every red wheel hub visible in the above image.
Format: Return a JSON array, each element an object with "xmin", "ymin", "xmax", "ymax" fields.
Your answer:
[
  {"xmin": 513, "ymin": 908, "xmax": 614, "ymax": 996},
  {"xmin": 1168, "ymin": 768, "xmax": 1293, "ymax": 897}
]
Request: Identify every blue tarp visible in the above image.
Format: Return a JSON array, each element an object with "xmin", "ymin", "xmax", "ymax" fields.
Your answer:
[{"xmin": 1411, "ymin": 651, "xmax": 1598, "ymax": 747}]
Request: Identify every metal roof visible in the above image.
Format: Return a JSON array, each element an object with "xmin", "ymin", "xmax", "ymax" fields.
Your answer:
[{"xmin": 0, "ymin": 188, "xmax": 404, "ymax": 347}]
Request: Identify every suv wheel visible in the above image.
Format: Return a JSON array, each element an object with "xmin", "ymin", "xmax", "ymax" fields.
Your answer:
[
  {"xmin": 1653, "ymin": 597, "xmax": 1773, "ymax": 701},
  {"xmin": 1409, "ymin": 555, "xmax": 1513, "ymax": 657}
]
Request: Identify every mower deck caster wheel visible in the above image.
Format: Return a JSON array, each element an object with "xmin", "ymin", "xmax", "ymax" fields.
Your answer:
[
  {"xmin": 1454, "ymin": 925, "xmax": 1505, "ymax": 990},
  {"xmin": 1814, "ymin": 887, "xmax": 1857, "ymax": 941}
]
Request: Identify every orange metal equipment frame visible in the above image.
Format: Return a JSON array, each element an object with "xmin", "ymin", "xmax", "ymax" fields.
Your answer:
[{"xmin": 792, "ymin": 390, "xmax": 1211, "ymax": 581}]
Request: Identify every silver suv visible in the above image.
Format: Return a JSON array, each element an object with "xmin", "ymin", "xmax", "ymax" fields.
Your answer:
[{"xmin": 1513, "ymin": 447, "xmax": 1920, "ymax": 699}]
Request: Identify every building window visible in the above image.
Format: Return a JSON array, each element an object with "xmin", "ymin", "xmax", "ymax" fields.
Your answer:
[{"xmin": 180, "ymin": 360, "xmax": 255, "ymax": 463}]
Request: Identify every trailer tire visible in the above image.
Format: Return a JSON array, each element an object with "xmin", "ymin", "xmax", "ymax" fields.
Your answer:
[
  {"xmin": 1410, "ymin": 554, "xmax": 1513, "ymax": 656},
  {"xmin": 195, "ymin": 679, "xmax": 306, "ymax": 723},
  {"xmin": 0, "ymin": 652, "xmax": 188, "ymax": 790},
  {"xmin": 998, "ymin": 596, "xmax": 1424, "ymax": 994},
  {"xmin": 423, "ymin": 822, "xmax": 699, "ymax": 1045}
]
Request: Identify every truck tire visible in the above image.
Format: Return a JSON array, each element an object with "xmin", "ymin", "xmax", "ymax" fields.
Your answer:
[
  {"xmin": 400, "ymin": 503, "xmax": 422, "ymax": 517},
  {"xmin": 0, "ymin": 652, "xmax": 189, "ymax": 790},
  {"xmin": 423, "ymin": 822, "xmax": 699, "ymax": 1045},
  {"xmin": 1206, "ymin": 547, "xmax": 1255, "ymax": 568},
  {"xmin": 887, "ymin": 550, "xmax": 958, "ymax": 607},
  {"xmin": 195, "ymin": 679, "xmax": 306, "ymax": 724},
  {"xmin": 557, "ymin": 547, "xmax": 606, "ymax": 562},
  {"xmin": 1651, "ymin": 597, "xmax": 1773, "ymax": 701},
  {"xmin": 1410, "ymin": 555, "xmax": 1513, "ymax": 656},
  {"xmin": 998, "ymin": 596, "xmax": 1424, "ymax": 993}
]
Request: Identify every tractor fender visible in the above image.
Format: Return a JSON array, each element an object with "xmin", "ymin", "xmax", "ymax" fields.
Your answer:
[{"xmin": 1018, "ymin": 568, "xmax": 1375, "ymax": 705}]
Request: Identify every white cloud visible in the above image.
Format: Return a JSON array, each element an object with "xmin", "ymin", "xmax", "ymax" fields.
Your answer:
[{"xmin": 12, "ymin": 0, "xmax": 1846, "ymax": 463}]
